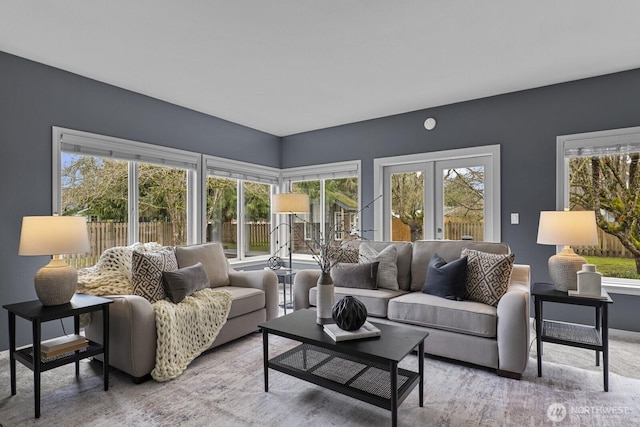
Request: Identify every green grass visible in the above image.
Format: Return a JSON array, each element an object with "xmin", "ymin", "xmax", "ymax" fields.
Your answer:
[{"xmin": 584, "ymin": 256, "xmax": 640, "ymax": 280}]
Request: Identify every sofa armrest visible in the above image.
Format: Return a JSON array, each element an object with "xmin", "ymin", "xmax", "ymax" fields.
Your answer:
[
  {"xmin": 84, "ymin": 295, "xmax": 157, "ymax": 380},
  {"xmin": 228, "ymin": 270, "xmax": 279, "ymax": 320},
  {"xmin": 496, "ymin": 264, "xmax": 531, "ymax": 376},
  {"xmin": 509, "ymin": 264, "xmax": 531, "ymax": 288},
  {"xmin": 293, "ymin": 269, "xmax": 321, "ymax": 310}
]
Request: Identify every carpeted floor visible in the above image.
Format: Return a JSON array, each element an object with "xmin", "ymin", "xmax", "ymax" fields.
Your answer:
[{"xmin": 0, "ymin": 320, "xmax": 638, "ymax": 427}]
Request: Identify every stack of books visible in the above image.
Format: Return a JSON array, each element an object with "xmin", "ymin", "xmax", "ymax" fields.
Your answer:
[
  {"xmin": 323, "ymin": 321, "xmax": 381, "ymax": 342},
  {"xmin": 40, "ymin": 334, "xmax": 88, "ymax": 358}
]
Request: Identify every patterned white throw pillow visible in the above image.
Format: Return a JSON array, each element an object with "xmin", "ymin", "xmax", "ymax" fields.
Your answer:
[
  {"xmin": 131, "ymin": 247, "xmax": 178, "ymax": 303},
  {"xmin": 462, "ymin": 248, "xmax": 514, "ymax": 307},
  {"xmin": 359, "ymin": 243, "xmax": 399, "ymax": 290}
]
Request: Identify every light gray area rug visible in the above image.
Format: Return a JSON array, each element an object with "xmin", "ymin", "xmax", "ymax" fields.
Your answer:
[{"xmin": 0, "ymin": 327, "xmax": 638, "ymax": 427}]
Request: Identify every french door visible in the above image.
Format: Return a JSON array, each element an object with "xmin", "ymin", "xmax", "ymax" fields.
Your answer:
[{"xmin": 379, "ymin": 149, "xmax": 497, "ymax": 242}]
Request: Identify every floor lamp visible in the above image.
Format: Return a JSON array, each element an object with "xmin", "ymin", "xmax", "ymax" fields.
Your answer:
[{"xmin": 273, "ymin": 193, "xmax": 310, "ymax": 270}]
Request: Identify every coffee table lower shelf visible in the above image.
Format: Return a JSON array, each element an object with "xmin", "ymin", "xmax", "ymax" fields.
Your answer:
[{"xmin": 269, "ymin": 343, "xmax": 420, "ymax": 411}]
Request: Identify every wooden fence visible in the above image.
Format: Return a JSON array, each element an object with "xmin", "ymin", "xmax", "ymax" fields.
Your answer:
[
  {"xmin": 66, "ymin": 220, "xmax": 635, "ymax": 268},
  {"xmin": 391, "ymin": 219, "xmax": 485, "ymax": 242},
  {"xmin": 574, "ymin": 228, "xmax": 634, "ymax": 258},
  {"xmin": 391, "ymin": 220, "xmax": 633, "ymax": 258},
  {"xmin": 66, "ymin": 222, "xmax": 174, "ymax": 268},
  {"xmin": 221, "ymin": 222, "xmax": 270, "ymax": 246}
]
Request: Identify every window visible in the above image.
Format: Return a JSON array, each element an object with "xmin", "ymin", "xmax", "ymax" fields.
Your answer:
[
  {"xmin": 558, "ymin": 126, "xmax": 640, "ymax": 291},
  {"xmin": 54, "ymin": 127, "xmax": 200, "ymax": 266},
  {"xmin": 374, "ymin": 145, "xmax": 500, "ymax": 242},
  {"xmin": 54, "ymin": 128, "xmax": 356, "ymax": 267},
  {"xmin": 206, "ymin": 176, "xmax": 237, "ymax": 258},
  {"xmin": 204, "ymin": 155, "xmax": 279, "ymax": 261},
  {"xmin": 282, "ymin": 161, "xmax": 361, "ymax": 259}
]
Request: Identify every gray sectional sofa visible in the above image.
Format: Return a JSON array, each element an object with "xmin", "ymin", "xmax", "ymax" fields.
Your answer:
[
  {"xmin": 84, "ymin": 243, "xmax": 279, "ymax": 382},
  {"xmin": 293, "ymin": 240, "xmax": 531, "ymax": 379}
]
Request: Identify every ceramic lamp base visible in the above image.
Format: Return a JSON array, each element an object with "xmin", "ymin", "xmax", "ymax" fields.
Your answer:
[
  {"xmin": 548, "ymin": 247, "xmax": 586, "ymax": 292},
  {"xmin": 34, "ymin": 258, "xmax": 77, "ymax": 306}
]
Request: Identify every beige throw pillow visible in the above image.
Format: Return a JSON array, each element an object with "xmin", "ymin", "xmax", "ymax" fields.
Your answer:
[
  {"xmin": 359, "ymin": 243, "xmax": 399, "ymax": 290},
  {"xmin": 174, "ymin": 243, "xmax": 230, "ymax": 288},
  {"xmin": 462, "ymin": 248, "xmax": 515, "ymax": 307}
]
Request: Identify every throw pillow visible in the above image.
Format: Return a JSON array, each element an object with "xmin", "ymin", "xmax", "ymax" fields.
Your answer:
[
  {"xmin": 174, "ymin": 243, "xmax": 230, "ymax": 288},
  {"xmin": 162, "ymin": 262, "xmax": 210, "ymax": 304},
  {"xmin": 325, "ymin": 245, "xmax": 359, "ymax": 264},
  {"xmin": 359, "ymin": 243, "xmax": 399, "ymax": 290},
  {"xmin": 422, "ymin": 254, "xmax": 468, "ymax": 301},
  {"xmin": 331, "ymin": 262, "xmax": 379, "ymax": 289},
  {"xmin": 131, "ymin": 247, "xmax": 178, "ymax": 303},
  {"xmin": 462, "ymin": 248, "xmax": 515, "ymax": 307}
]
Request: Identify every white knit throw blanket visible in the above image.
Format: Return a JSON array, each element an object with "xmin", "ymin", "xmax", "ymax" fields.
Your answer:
[
  {"xmin": 77, "ymin": 243, "xmax": 233, "ymax": 382},
  {"xmin": 151, "ymin": 288, "xmax": 232, "ymax": 382}
]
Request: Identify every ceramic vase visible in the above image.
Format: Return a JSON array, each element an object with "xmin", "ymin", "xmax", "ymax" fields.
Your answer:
[
  {"xmin": 316, "ymin": 271, "xmax": 335, "ymax": 325},
  {"xmin": 332, "ymin": 296, "xmax": 368, "ymax": 331}
]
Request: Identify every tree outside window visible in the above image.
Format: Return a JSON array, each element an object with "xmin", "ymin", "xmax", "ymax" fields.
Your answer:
[{"xmin": 569, "ymin": 153, "xmax": 640, "ymax": 278}]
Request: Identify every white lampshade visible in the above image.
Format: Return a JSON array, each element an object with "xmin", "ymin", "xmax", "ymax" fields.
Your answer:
[
  {"xmin": 537, "ymin": 210, "xmax": 598, "ymax": 292},
  {"xmin": 537, "ymin": 210, "xmax": 598, "ymax": 246},
  {"xmin": 272, "ymin": 193, "xmax": 310, "ymax": 214},
  {"xmin": 19, "ymin": 216, "xmax": 90, "ymax": 255}
]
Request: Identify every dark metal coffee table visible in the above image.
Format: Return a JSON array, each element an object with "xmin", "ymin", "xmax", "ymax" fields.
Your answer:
[{"xmin": 259, "ymin": 309, "xmax": 428, "ymax": 427}]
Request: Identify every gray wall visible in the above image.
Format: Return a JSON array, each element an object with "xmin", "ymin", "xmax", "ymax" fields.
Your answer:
[
  {"xmin": 0, "ymin": 51, "xmax": 280, "ymax": 350},
  {"xmin": 2, "ymin": 48, "xmax": 639, "ymax": 352},
  {"xmin": 282, "ymin": 68, "xmax": 640, "ymax": 332}
]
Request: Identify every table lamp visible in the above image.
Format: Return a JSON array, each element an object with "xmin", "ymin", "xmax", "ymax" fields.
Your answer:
[
  {"xmin": 536, "ymin": 210, "xmax": 598, "ymax": 291},
  {"xmin": 272, "ymin": 193, "xmax": 310, "ymax": 270},
  {"xmin": 19, "ymin": 215, "xmax": 90, "ymax": 305}
]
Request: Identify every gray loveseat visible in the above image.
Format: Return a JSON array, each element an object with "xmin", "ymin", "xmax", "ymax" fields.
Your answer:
[
  {"xmin": 293, "ymin": 240, "xmax": 530, "ymax": 379},
  {"xmin": 84, "ymin": 243, "xmax": 279, "ymax": 382}
]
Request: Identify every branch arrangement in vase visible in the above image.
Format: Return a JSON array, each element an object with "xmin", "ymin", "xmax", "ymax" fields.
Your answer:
[{"xmin": 292, "ymin": 195, "xmax": 382, "ymax": 273}]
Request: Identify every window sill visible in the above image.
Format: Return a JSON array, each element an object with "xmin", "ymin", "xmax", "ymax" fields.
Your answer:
[{"xmin": 603, "ymin": 280, "xmax": 640, "ymax": 296}]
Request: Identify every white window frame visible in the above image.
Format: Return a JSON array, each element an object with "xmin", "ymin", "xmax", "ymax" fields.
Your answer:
[
  {"xmin": 557, "ymin": 126, "xmax": 640, "ymax": 296},
  {"xmin": 53, "ymin": 126, "xmax": 201, "ymax": 245},
  {"xmin": 280, "ymin": 160, "xmax": 361, "ymax": 263},
  {"xmin": 204, "ymin": 155, "xmax": 280, "ymax": 264},
  {"xmin": 373, "ymin": 145, "xmax": 501, "ymax": 242},
  {"xmin": 53, "ymin": 128, "xmax": 362, "ymax": 268}
]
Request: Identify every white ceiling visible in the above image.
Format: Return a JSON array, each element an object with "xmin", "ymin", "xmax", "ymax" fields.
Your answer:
[{"xmin": 2, "ymin": 1, "xmax": 640, "ymax": 137}]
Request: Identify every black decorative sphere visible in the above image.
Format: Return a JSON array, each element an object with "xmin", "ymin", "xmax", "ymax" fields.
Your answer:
[
  {"xmin": 267, "ymin": 256, "xmax": 283, "ymax": 270},
  {"xmin": 332, "ymin": 296, "xmax": 367, "ymax": 331}
]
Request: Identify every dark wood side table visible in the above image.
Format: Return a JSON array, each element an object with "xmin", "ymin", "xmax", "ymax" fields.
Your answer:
[
  {"xmin": 532, "ymin": 282, "xmax": 613, "ymax": 391},
  {"xmin": 3, "ymin": 293, "xmax": 112, "ymax": 418}
]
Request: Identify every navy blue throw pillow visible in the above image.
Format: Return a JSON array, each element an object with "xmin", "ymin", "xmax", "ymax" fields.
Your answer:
[{"xmin": 422, "ymin": 253, "xmax": 467, "ymax": 301}]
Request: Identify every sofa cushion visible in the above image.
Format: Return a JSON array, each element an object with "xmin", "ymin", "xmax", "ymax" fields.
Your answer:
[
  {"xmin": 388, "ymin": 292, "xmax": 498, "ymax": 338},
  {"xmin": 162, "ymin": 262, "xmax": 210, "ymax": 303},
  {"xmin": 175, "ymin": 243, "xmax": 230, "ymax": 288},
  {"xmin": 310, "ymin": 287, "xmax": 407, "ymax": 318},
  {"xmin": 345, "ymin": 241, "xmax": 412, "ymax": 291},
  {"xmin": 411, "ymin": 240, "xmax": 510, "ymax": 291},
  {"xmin": 331, "ymin": 262, "xmax": 379, "ymax": 289},
  {"xmin": 359, "ymin": 243, "xmax": 399, "ymax": 290},
  {"xmin": 131, "ymin": 247, "xmax": 178, "ymax": 303},
  {"xmin": 218, "ymin": 286, "xmax": 266, "ymax": 319},
  {"xmin": 422, "ymin": 254, "xmax": 467, "ymax": 301},
  {"xmin": 462, "ymin": 249, "xmax": 515, "ymax": 307}
]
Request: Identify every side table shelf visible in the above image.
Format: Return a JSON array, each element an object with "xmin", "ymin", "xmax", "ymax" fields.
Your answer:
[
  {"xmin": 541, "ymin": 320, "xmax": 602, "ymax": 348},
  {"xmin": 17, "ymin": 340, "xmax": 104, "ymax": 372}
]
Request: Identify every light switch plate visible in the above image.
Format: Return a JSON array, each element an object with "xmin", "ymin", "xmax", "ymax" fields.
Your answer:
[{"xmin": 510, "ymin": 213, "xmax": 519, "ymax": 224}]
